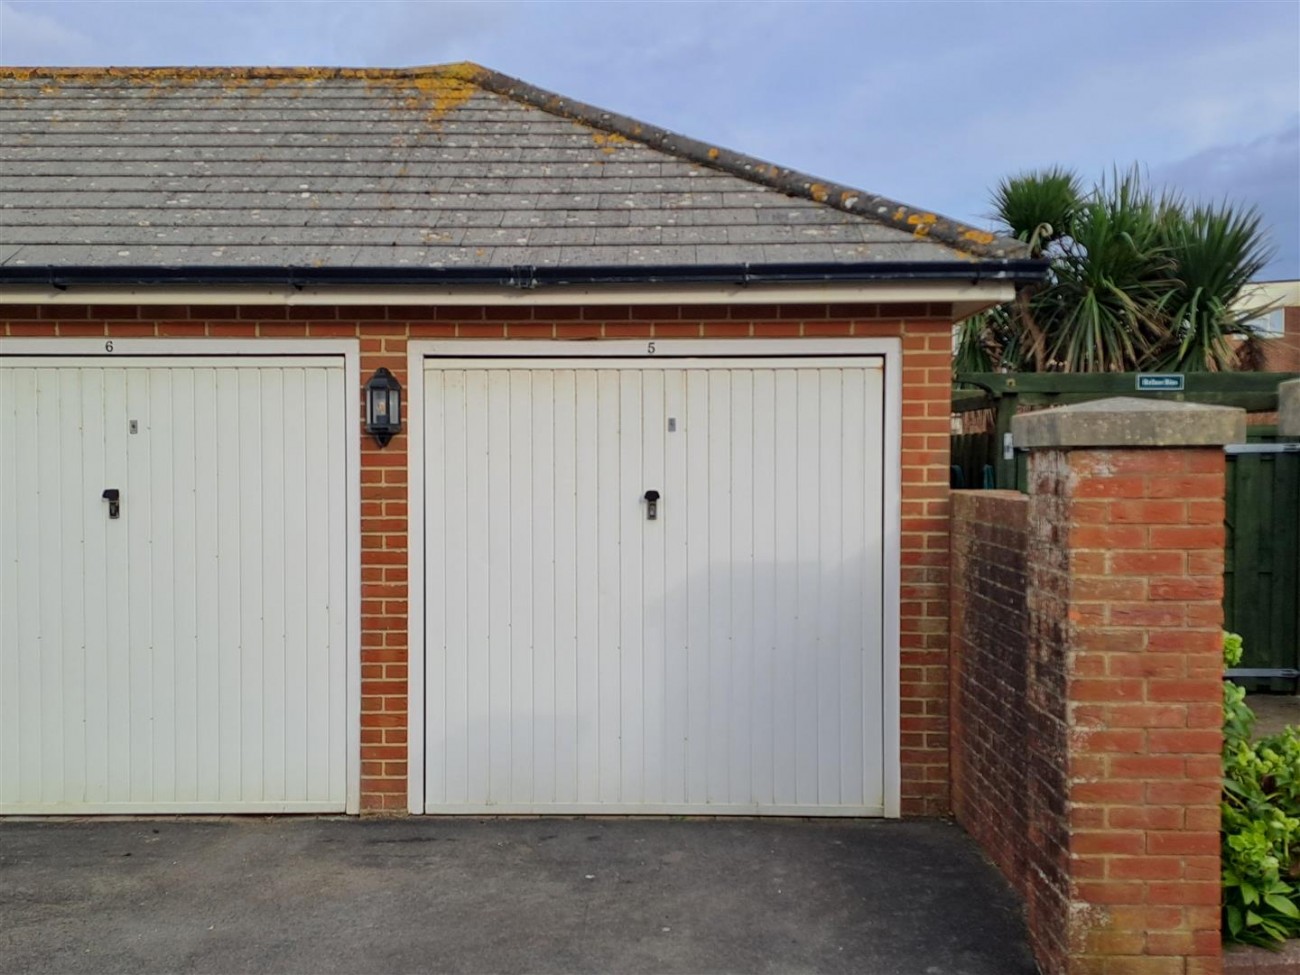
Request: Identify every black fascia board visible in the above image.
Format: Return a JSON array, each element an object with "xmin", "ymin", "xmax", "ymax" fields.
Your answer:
[{"xmin": 0, "ymin": 260, "xmax": 1049, "ymax": 291}]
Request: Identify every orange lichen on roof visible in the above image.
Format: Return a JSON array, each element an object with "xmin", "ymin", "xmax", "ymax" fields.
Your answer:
[
  {"xmin": 592, "ymin": 132, "xmax": 630, "ymax": 155},
  {"xmin": 907, "ymin": 212, "xmax": 938, "ymax": 237},
  {"xmin": 386, "ymin": 72, "xmax": 479, "ymax": 124},
  {"xmin": 808, "ymin": 183, "xmax": 829, "ymax": 203},
  {"xmin": 707, "ymin": 147, "xmax": 720, "ymax": 160},
  {"xmin": 962, "ymin": 228, "xmax": 997, "ymax": 245}
]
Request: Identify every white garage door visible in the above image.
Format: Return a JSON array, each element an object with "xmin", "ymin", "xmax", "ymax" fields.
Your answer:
[
  {"xmin": 422, "ymin": 356, "xmax": 888, "ymax": 815},
  {"xmin": 0, "ymin": 356, "xmax": 349, "ymax": 813}
]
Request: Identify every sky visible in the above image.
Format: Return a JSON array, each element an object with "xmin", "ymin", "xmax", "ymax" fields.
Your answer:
[{"xmin": 2, "ymin": 0, "xmax": 1298, "ymax": 279}]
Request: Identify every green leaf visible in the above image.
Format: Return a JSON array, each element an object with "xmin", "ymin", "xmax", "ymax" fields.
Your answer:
[{"xmin": 1264, "ymin": 894, "xmax": 1300, "ymax": 918}]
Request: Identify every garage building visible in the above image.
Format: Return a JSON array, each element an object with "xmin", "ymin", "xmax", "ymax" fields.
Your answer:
[{"xmin": 0, "ymin": 65, "xmax": 1037, "ymax": 816}]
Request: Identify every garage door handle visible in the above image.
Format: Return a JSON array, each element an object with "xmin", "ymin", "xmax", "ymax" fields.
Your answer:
[
  {"xmin": 643, "ymin": 490, "xmax": 660, "ymax": 520},
  {"xmin": 102, "ymin": 488, "xmax": 120, "ymax": 519}
]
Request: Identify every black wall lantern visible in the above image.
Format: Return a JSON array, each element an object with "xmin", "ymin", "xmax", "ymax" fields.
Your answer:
[{"xmin": 365, "ymin": 367, "xmax": 402, "ymax": 447}]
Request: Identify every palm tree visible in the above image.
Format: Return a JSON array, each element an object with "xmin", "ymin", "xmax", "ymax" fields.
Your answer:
[{"xmin": 958, "ymin": 167, "xmax": 1274, "ymax": 373}]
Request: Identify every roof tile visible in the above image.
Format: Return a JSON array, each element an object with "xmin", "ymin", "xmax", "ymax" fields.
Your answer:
[{"xmin": 0, "ymin": 64, "xmax": 1025, "ymax": 269}]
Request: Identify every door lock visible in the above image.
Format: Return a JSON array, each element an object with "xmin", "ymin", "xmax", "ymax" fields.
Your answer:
[
  {"xmin": 643, "ymin": 489, "xmax": 660, "ymax": 520},
  {"xmin": 102, "ymin": 489, "xmax": 120, "ymax": 519}
]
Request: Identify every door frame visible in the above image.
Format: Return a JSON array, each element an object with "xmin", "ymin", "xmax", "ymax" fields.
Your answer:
[
  {"xmin": 406, "ymin": 338, "xmax": 904, "ymax": 816},
  {"xmin": 0, "ymin": 338, "xmax": 363, "ymax": 814}
]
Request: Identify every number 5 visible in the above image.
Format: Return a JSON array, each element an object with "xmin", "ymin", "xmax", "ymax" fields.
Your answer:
[{"xmin": 647, "ymin": 341, "xmax": 656, "ymax": 354}]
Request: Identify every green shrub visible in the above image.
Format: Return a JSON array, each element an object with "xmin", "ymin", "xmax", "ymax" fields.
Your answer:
[{"xmin": 1222, "ymin": 632, "xmax": 1300, "ymax": 946}]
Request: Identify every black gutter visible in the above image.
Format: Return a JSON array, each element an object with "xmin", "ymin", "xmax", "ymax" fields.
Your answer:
[{"xmin": 0, "ymin": 260, "xmax": 1049, "ymax": 291}]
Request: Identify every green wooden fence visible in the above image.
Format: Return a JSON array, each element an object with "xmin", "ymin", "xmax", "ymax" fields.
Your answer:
[
  {"xmin": 1224, "ymin": 444, "xmax": 1300, "ymax": 686},
  {"xmin": 951, "ymin": 371, "xmax": 1300, "ymax": 491},
  {"xmin": 949, "ymin": 372, "xmax": 1300, "ymax": 681}
]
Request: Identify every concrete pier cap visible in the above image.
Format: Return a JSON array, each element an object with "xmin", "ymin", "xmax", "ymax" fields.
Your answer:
[
  {"xmin": 1011, "ymin": 396, "xmax": 1247, "ymax": 449},
  {"xmin": 1279, "ymin": 380, "xmax": 1300, "ymax": 438}
]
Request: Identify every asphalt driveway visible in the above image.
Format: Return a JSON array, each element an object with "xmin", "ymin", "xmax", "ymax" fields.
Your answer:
[{"xmin": 0, "ymin": 818, "xmax": 1035, "ymax": 975}]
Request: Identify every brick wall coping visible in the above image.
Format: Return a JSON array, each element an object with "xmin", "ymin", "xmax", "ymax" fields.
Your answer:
[
  {"xmin": 1279, "ymin": 379, "xmax": 1300, "ymax": 437},
  {"xmin": 1012, "ymin": 395, "xmax": 1246, "ymax": 448}
]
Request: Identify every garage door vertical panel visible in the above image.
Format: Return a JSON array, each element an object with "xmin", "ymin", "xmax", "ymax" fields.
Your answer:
[
  {"xmin": 705, "ymin": 370, "xmax": 732, "ymax": 805},
  {"xmin": 57, "ymin": 371, "xmax": 87, "ymax": 799},
  {"xmin": 0, "ymin": 371, "xmax": 14, "ymax": 802},
  {"xmin": 817, "ymin": 370, "xmax": 845, "ymax": 805},
  {"xmin": 837, "ymin": 369, "xmax": 868, "ymax": 806},
  {"xmin": 124, "ymin": 368, "xmax": 154, "ymax": 799},
  {"xmin": 462, "ymin": 369, "xmax": 491, "ymax": 804},
  {"xmin": 508, "ymin": 371, "xmax": 535, "ymax": 802},
  {"xmin": 530, "ymin": 370, "xmax": 557, "ymax": 805},
  {"xmin": 551, "ymin": 370, "xmax": 580, "ymax": 803},
  {"xmin": 103, "ymin": 369, "xmax": 131, "ymax": 803},
  {"xmin": 862, "ymin": 367, "xmax": 887, "ymax": 804},
  {"xmin": 235, "ymin": 369, "xmax": 266, "ymax": 800},
  {"xmin": 728, "ymin": 369, "xmax": 755, "ymax": 807},
  {"xmin": 213, "ymin": 368, "xmax": 242, "ymax": 800},
  {"xmin": 770, "ymin": 370, "xmax": 800, "ymax": 805},
  {"xmin": 683, "ymin": 369, "xmax": 710, "ymax": 804},
  {"xmin": 169, "ymin": 368, "xmax": 199, "ymax": 803},
  {"xmin": 486, "ymin": 370, "xmax": 514, "ymax": 804},
  {"xmin": 438, "ymin": 369, "xmax": 469, "ymax": 806},
  {"xmin": 572, "ymin": 370, "xmax": 600, "ymax": 804},
  {"xmin": 660, "ymin": 369, "xmax": 689, "ymax": 805},
  {"xmin": 595, "ymin": 369, "xmax": 623, "ymax": 804},
  {"xmin": 37, "ymin": 369, "xmax": 68, "ymax": 801},
  {"xmin": 748, "ymin": 369, "xmax": 777, "ymax": 807},
  {"xmin": 18, "ymin": 367, "xmax": 46, "ymax": 802},
  {"xmin": 424, "ymin": 368, "xmax": 448, "ymax": 804},
  {"xmin": 325, "ymin": 367, "xmax": 348, "ymax": 804},
  {"xmin": 640, "ymin": 369, "xmax": 667, "ymax": 805},
  {"xmin": 794, "ymin": 370, "xmax": 823, "ymax": 806},
  {"xmin": 279, "ymin": 368, "xmax": 309, "ymax": 801},
  {"xmin": 0, "ymin": 368, "xmax": 31, "ymax": 802},
  {"xmin": 305, "ymin": 365, "xmax": 346, "ymax": 804},
  {"xmin": 258, "ymin": 370, "xmax": 286, "ymax": 799},
  {"xmin": 147, "ymin": 368, "xmax": 177, "ymax": 802},
  {"xmin": 618, "ymin": 370, "xmax": 645, "ymax": 803},
  {"xmin": 192, "ymin": 368, "xmax": 222, "ymax": 803},
  {"xmin": 78, "ymin": 370, "xmax": 108, "ymax": 804}
]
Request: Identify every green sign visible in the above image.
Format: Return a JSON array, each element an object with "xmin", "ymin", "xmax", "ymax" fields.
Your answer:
[{"xmin": 1136, "ymin": 374, "xmax": 1185, "ymax": 391}]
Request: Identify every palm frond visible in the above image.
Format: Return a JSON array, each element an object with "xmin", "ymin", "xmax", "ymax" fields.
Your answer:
[{"xmin": 990, "ymin": 167, "xmax": 1083, "ymax": 258}]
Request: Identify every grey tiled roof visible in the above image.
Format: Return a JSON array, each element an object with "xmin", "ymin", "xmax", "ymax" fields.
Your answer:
[{"xmin": 0, "ymin": 65, "xmax": 1026, "ymax": 270}]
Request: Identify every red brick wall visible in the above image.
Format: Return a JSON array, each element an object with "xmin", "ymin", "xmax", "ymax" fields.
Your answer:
[
  {"xmin": 950, "ymin": 487, "xmax": 1073, "ymax": 971},
  {"xmin": 952, "ymin": 445, "xmax": 1227, "ymax": 975},
  {"xmin": 2, "ymin": 301, "xmax": 955, "ymax": 815},
  {"xmin": 1261, "ymin": 306, "xmax": 1300, "ymax": 372},
  {"xmin": 1041, "ymin": 446, "xmax": 1225, "ymax": 975},
  {"xmin": 952, "ymin": 444, "xmax": 1226, "ymax": 975},
  {"xmin": 949, "ymin": 491, "xmax": 1032, "ymax": 896},
  {"xmin": 1023, "ymin": 449, "xmax": 1075, "ymax": 975}
]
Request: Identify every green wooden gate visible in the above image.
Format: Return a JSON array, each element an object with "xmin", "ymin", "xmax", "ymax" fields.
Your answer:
[{"xmin": 1224, "ymin": 443, "xmax": 1300, "ymax": 688}]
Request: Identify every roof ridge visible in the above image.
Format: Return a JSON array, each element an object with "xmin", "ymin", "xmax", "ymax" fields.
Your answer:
[
  {"xmin": 0, "ymin": 62, "xmax": 1025, "ymax": 259},
  {"xmin": 464, "ymin": 65, "xmax": 1024, "ymax": 260}
]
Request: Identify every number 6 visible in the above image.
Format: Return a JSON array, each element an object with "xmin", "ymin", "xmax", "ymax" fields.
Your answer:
[{"xmin": 105, "ymin": 340, "xmax": 114, "ymax": 352}]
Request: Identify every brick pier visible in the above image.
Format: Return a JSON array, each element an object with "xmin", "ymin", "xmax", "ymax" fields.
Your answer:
[{"xmin": 953, "ymin": 398, "xmax": 1245, "ymax": 975}]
